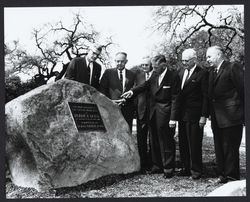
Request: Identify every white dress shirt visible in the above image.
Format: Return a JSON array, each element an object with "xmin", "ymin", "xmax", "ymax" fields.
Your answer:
[
  {"xmin": 181, "ymin": 65, "xmax": 196, "ymax": 89},
  {"xmin": 145, "ymin": 71, "xmax": 153, "ymax": 80},
  {"xmin": 215, "ymin": 60, "xmax": 224, "ymax": 73},
  {"xmin": 158, "ymin": 68, "xmax": 168, "ymax": 86}
]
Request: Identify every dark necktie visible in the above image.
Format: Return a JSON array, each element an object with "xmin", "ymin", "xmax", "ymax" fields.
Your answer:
[
  {"xmin": 213, "ymin": 67, "xmax": 218, "ymax": 81},
  {"xmin": 214, "ymin": 67, "xmax": 218, "ymax": 75},
  {"xmin": 184, "ymin": 69, "xmax": 190, "ymax": 86},
  {"xmin": 146, "ymin": 72, "xmax": 149, "ymax": 80},
  {"xmin": 87, "ymin": 62, "xmax": 91, "ymax": 85},
  {"xmin": 119, "ymin": 70, "xmax": 123, "ymax": 91}
]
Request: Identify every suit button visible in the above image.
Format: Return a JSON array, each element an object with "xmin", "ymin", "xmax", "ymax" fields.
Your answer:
[{"xmin": 212, "ymin": 99, "xmax": 215, "ymax": 102}]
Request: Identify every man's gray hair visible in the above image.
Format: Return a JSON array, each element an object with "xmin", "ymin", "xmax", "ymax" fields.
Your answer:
[
  {"xmin": 207, "ymin": 45, "xmax": 224, "ymax": 54},
  {"xmin": 182, "ymin": 48, "xmax": 197, "ymax": 58}
]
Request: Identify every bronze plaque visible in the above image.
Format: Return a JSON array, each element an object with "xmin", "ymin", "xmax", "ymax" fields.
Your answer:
[{"xmin": 68, "ymin": 102, "xmax": 106, "ymax": 132}]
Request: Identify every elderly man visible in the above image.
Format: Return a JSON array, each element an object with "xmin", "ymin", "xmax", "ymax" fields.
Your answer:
[
  {"xmin": 122, "ymin": 55, "xmax": 180, "ymax": 178},
  {"xmin": 206, "ymin": 45, "xmax": 244, "ymax": 183},
  {"xmin": 100, "ymin": 52, "xmax": 136, "ymax": 131},
  {"xmin": 65, "ymin": 44, "xmax": 102, "ymax": 89},
  {"xmin": 177, "ymin": 48, "xmax": 209, "ymax": 179},
  {"xmin": 131, "ymin": 57, "xmax": 153, "ymax": 173}
]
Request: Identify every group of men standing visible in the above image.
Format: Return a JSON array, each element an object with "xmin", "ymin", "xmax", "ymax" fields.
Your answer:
[{"xmin": 64, "ymin": 44, "xmax": 244, "ymax": 184}]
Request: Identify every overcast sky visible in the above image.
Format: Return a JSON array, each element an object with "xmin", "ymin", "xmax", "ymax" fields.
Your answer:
[
  {"xmin": 4, "ymin": 6, "xmax": 161, "ymax": 69},
  {"xmin": 4, "ymin": 5, "xmax": 243, "ymax": 81}
]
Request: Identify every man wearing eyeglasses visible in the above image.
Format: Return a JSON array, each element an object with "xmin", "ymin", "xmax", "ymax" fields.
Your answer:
[
  {"xmin": 65, "ymin": 44, "xmax": 102, "ymax": 90},
  {"xmin": 131, "ymin": 56, "xmax": 153, "ymax": 173},
  {"xmin": 177, "ymin": 48, "xmax": 209, "ymax": 180}
]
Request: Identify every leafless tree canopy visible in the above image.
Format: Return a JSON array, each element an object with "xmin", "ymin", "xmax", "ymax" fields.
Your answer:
[
  {"xmin": 152, "ymin": 5, "xmax": 244, "ymax": 64},
  {"xmin": 5, "ymin": 14, "xmax": 113, "ymax": 83}
]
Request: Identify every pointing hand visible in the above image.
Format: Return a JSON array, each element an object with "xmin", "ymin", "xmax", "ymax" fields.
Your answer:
[{"xmin": 121, "ymin": 90, "xmax": 133, "ymax": 99}]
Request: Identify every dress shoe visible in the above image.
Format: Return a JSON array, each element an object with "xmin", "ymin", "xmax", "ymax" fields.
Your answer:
[
  {"xmin": 150, "ymin": 166, "xmax": 162, "ymax": 174},
  {"xmin": 191, "ymin": 174, "xmax": 201, "ymax": 180},
  {"xmin": 163, "ymin": 172, "xmax": 174, "ymax": 179},
  {"xmin": 216, "ymin": 176, "xmax": 228, "ymax": 184},
  {"xmin": 139, "ymin": 169, "xmax": 147, "ymax": 174},
  {"xmin": 177, "ymin": 169, "xmax": 191, "ymax": 176}
]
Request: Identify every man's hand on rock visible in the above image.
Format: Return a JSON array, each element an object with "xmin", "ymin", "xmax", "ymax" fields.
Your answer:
[{"xmin": 113, "ymin": 98, "xmax": 126, "ymax": 106}]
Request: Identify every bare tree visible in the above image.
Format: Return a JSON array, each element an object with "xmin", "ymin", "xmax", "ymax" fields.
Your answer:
[
  {"xmin": 6, "ymin": 13, "xmax": 113, "ymax": 84},
  {"xmin": 152, "ymin": 5, "xmax": 244, "ymax": 61}
]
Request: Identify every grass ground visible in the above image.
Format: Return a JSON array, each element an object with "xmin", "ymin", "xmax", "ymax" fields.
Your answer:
[{"xmin": 6, "ymin": 125, "xmax": 246, "ymax": 198}]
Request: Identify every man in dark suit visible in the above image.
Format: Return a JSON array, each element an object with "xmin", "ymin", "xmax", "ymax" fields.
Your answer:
[
  {"xmin": 177, "ymin": 48, "xmax": 209, "ymax": 179},
  {"xmin": 131, "ymin": 57, "xmax": 153, "ymax": 173},
  {"xmin": 65, "ymin": 44, "xmax": 102, "ymax": 89},
  {"xmin": 206, "ymin": 45, "xmax": 244, "ymax": 183},
  {"xmin": 122, "ymin": 55, "xmax": 180, "ymax": 178},
  {"xmin": 100, "ymin": 52, "xmax": 136, "ymax": 131}
]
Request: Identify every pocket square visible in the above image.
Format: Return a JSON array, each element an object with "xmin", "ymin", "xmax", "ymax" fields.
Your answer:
[{"xmin": 163, "ymin": 86, "xmax": 171, "ymax": 89}]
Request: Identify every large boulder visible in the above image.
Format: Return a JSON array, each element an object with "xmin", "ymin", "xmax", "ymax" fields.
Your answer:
[
  {"xmin": 207, "ymin": 180, "xmax": 246, "ymax": 196},
  {"xmin": 5, "ymin": 79, "xmax": 140, "ymax": 191}
]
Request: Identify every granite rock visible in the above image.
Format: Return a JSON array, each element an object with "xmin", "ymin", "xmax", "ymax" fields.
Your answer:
[{"xmin": 5, "ymin": 79, "xmax": 140, "ymax": 191}]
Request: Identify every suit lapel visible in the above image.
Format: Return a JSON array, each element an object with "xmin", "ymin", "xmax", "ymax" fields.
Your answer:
[
  {"xmin": 149, "ymin": 72, "xmax": 159, "ymax": 95},
  {"xmin": 155, "ymin": 70, "xmax": 170, "ymax": 94},
  {"xmin": 179, "ymin": 69, "xmax": 185, "ymax": 81},
  {"xmin": 208, "ymin": 68, "xmax": 215, "ymax": 96},
  {"xmin": 183, "ymin": 66, "xmax": 199, "ymax": 88},
  {"xmin": 214, "ymin": 61, "xmax": 226, "ymax": 85},
  {"xmin": 124, "ymin": 69, "xmax": 129, "ymax": 92},
  {"xmin": 81, "ymin": 57, "xmax": 88, "ymax": 82},
  {"xmin": 91, "ymin": 62, "xmax": 96, "ymax": 83},
  {"xmin": 113, "ymin": 68, "xmax": 123, "ymax": 91},
  {"xmin": 83, "ymin": 57, "xmax": 87, "ymax": 68}
]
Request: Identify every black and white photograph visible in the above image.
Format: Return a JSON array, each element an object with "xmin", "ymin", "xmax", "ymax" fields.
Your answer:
[{"xmin": 2, "ymin": 1, "xmax": 247, "ymax": 199}]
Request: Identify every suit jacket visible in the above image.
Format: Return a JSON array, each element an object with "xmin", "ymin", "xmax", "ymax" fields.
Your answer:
[
  {"xmin": 132, "ymin": 69, "xmax": 180, "ymax": 121},
  {"xmin": 208, "ymin": 61, "xmax": 244, "ymax": 128},
  {"xmin": 100, "ymin": 68, "xmax": 135, "ymax": 99},
  {"xmin": 178, "ymin": 65, "xmax": 209, "ymax": 122},
  {"xmin": 133, "ymin": 69, "xmax": 151, "ymax": 121},
  {"xmin": 65, "ymin": 56, "xmax": 101, "ymax": 89}
]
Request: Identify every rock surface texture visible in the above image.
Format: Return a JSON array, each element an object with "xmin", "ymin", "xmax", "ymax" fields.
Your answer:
[
  {"xmin": 6, "ymin": 79, "xmax": 140, "ymax": 191},
  {"xmin": 207, "ymin": 180, "xmax": 246, "ymax": 196}
]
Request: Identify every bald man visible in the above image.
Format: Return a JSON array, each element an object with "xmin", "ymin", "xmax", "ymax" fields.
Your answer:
[
  {"xmin": 177, "ymin": 48, "xmax": 209, "ymax": 179},
  {"xmin": 206, "ymin": 46, "xmax": 244, "ymax": 183},
  {"xmin": 131, "ymin": 57, "xmax": 153, "ymax": 173}
]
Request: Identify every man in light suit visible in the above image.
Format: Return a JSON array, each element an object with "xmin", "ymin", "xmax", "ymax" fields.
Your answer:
[
  {"xmin": 206, "ymin": 45, "xmax": 244, "ymax": 183},
  {"xmin": 131, "ymin": 57, "xmax": 153, "ymax": 173},
  {"xmin": 100, "ymin": 52, "xmax": 136, "ymax": 131},
  {"xmin": 177, "ymin": 48, "xmax": 209, "ymax": 179},
  {"xmin": 65, "ymin": 44, "xmax": 102, "ymax": 89},
  {"xmin": 122, "ymin": 55, "xmax": 181, "ymax": 178}
]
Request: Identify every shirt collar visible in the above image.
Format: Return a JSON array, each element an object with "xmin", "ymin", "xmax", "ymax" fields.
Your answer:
[
  {"xmin": 85, "ymin": 57, "xmax": 91, "ymax": 67},
  {"xmin": 186, "ymin": 64, "xmax": 196, "ymax": 74},
  {"xmin": 217, "ymin": 60, "xmax": 224, "ymax": 70},
  {"xmin": 117, "ymin": 68, "xmax": 126, "ymax": 73},
  {"xmin": 147, "ymin": 70, "xmax": 153, "ymax": 76},
  {"xmin": 160, "ymin": 67, "xmax": 168, "ymax": 78}
]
